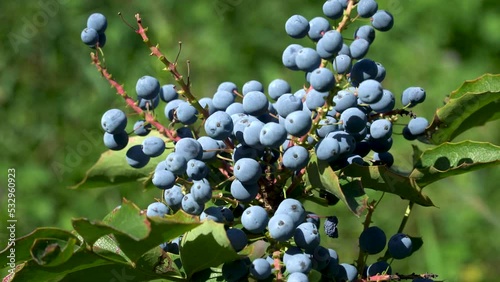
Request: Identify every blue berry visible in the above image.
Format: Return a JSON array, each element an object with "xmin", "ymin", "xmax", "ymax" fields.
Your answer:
[
  {"xmin": 81, "ymin": 27, "xmax": 99, "ymax": 46},
  {"xmin": 191, "ymin": 178, "xmax": 212, "ymax": 204},
  {"xmin": 230, "ymin": 180, "xmax": 259, "ymax": 202},
  {"xmin": 323, "ymin": 0, "xmax": 344, "ymax": 19},
  {"xmin": 175, "ymin": 102, "xmax": 198, "ymax": 125},
  {"xmin": 142, "ymin": 136, "xmax": 165, "ymax": 157},
  {"xmin": 354, "ymin": 25, "xmax": 376, "ymax": 44},
  {"xmin": 370, "ymin": 89, "xmax": 395, "ymax": 113},
  {"xmin": 317, "ymin": 116, "xmax": 339, "ymax": 138},
  {"xmin": 164, "ymin": 99, "xmax": 185, "ymax": 121},
  {"xmin": 275, "ymin": 198, "xmax": 306, "ymax": 227},
  {"xmin": 242, "ymin": 80, "xmax": 264, "ymax": 95},
  {"xmin": 86, "ymin": 13, "xmax": 107, "ymax": 34},
  {"xmin": 176, "ymin": 127, "xmax": 193, "ymax": 139},
  {"xmin": 197, "ymin": 136, "xmax": 220, "ymax": 160},
  {"xmin": 350, "ymin": 59, "xmax": 378, "ymax": 86},
  {"xmin": 204, "ymin": 111, "xmax": 234, "ymax": 140},
  {"xmin": 333, "ymin": 89, "xmax": 358, "ymax": 112},
  {"xmin": 305, "ymin": 89, "xmax": 329, "ymax": 110},
  {"xmin": 226, "ymin": 228, "xmax": 248, "ymax": 252},
  {"xmin": 103, "ymin": 131, "xmax": 128, "ymax": 151},
  {"xmin": 186, "ymin": 159, "xmax": 209, "ymax": 180},
  {"xmin": 282, "ymin": 145, "xmax": 310, "ymax": 171},
  {"xmin": 295, "ymin": 48, "xmax": 322, "ymax": 72},
  {"xmin": 315, "ymin": 137, "xmax": 341, "ymax": 162},
  {"xmin": 275, "ymin": 93, "xmax": 303, "ymax": 118},
  {"xmin": 375, "ymin": 62, "xmax": 387, "ymax": 82},
  {"xmin": 310, "ymin": 68, "xmax": 336, "ymax": 92},
  {"xmin": 340, "ymin": 107, "xmax": 368, "ymax": 133},
  {"xmin": 217, "ymin": 81, "xmax": 239, "ymax": 94},
  {"xmin": 359, "ymin": 226, "xmax": 387, "ymax": 254},
  {"xmin": 338, "ymin": 263, "xmax": 358, "ymax": 282},
  {"xmin": 369, "ymin": 137, "xmax": 393, "ymax": 153},
  {"xmin": 133, "ymin": 120, "xmax": 151, "ymax": 136},
  {"xmin": 181, "ymin": 193, "xmax": 204, "ymax": 215},
  {"xmin": 199, "ymin": 97, "xmax": 216, "ymax": 115},
  {"xmin": 282, "ymin": 44, "xmax": 303, "ymax": 70},
  {"xmin": 324, "ymin": 216, "xmax": 339, "ymax": 238},
  {"xmin": 101, "ymin": 109, "xmax": 127, "ymax": 134},
  {"xmin": 285, "ymin": 15, "xmax": 310, "ymax": 39},
  {"xmin": 350, "ymin": 38, "xmax": 370, "ymax": 59},
  {"xmin": 285, "ymin": 110, "xmax": 312, "ymax": 137},
  {"xmin": 138, "ymin": 96, "xmax": 160, "ymax": 111},
  {"xmin": 285, "ymin": 253, "xmax": 312, "ymax": 274},
  {"xmin": 259, "ymin": 122, "xmax": 287, "ymax": 148},
  {"xmin": 146, "ymin": 202, "xmax": 169, "ymax": 217},
  {"xmin": 268, "ymin": 213, "xmax": 296, "ymax": 241},
  {"xmin": 165, "ymin": 152, "xmax": 188, "ymax": 175},
  {"xmin": 294, "ymin": 222, "xmax": 321, "ymax": 251},
  {"xmin": 225, "ymin": 102, "xmax": 244, "ymax": 116},
  {"xmin": 159, "ymin": 84, "xmax": 179, "ymax": 103},
  {"xmin": 164, "ymin": 185, "xmax": 184, "ymax": 209},
  {"xmin": 369, "ymin": 119, "xmax": 392, "ymax": 140},
  {"xmin": 212, "ymin": 90, "xmax": 235, "ymax": 111},
  {"xmin": 319, "ymin": 30, "xmax": 343, "ymax": 53},
  {"xmin": 126, "ymin": 145, "xmax": 150, "ymax": 168},
  {"xmin": 287, "ymin": 272, "xmax": 309, "ymax": 282},
  {"xmin": 371, "ymin": 10, "xmax": 394, "ymax": 32},
  {"xmin": 268, "ymin": 79, "xmax": 291, "ymax": 101},
  {"xmin": 241, "ymin": 205, "xmax": 269, "ymax": 234},
  {"xmin": 402, "ymin": 87, "xmax": 426, "ymax": 107},
  {"xmin": 408, "ymin": 117, "xmax": 429, "ymax": 136},
  {"xmin": 250, "ymin": 258, "xmax": 272, "ymax": 280},
  {"xmin": 233, "ymin": 158, "xmax": 262, "ymax": 184},
  {"xmin": 357, "ymin": 0, "xmax": 378, "ymax": 18},
  {"xmin": 136, "ymin": 75, "xmax": 160, "ymax": 100},
  {"xmin": 174, "ymin": 138, "xmax": 203, "ymax": 161},
  {"xmin": 333, "ymin": 54, "xmax": 352, "ymax": 74},
  {"xmin": 200, "ymin": 206, "xmax": 225, "ymax": 222},
  {"xmin": 388, "ymin": 233, "xmax": 413, "ymax": 259},
  {"xmin": 152, "ymin": 170, "xmax": 176, "ymax": 189},
  {"xmin": 243, "ymin": 91, "xmax": 269, "ymax": 116},
  {"xmin": 373, "ymin": 152, "xmax": 394, "ymax": 166},
  {"xmin": 243, "ymin": 121, "xmax": 265, "ymax": 149},
  {"xmin": 308, "ymin": 17, "xmax": 331, "ymax": 41}
]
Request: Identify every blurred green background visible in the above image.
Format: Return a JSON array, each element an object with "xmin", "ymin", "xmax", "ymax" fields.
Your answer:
[{"xmin": 0, "ymin": 0, "xmax": 499, "ymax": 281}]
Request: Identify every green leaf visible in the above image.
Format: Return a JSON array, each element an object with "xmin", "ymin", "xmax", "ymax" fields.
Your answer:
[
  {"xmin": 341, "ymin": 164, "xmax": 434, "ymax": 207},
  {"xmin": 180, "ymin": 220, "xmax": 241, "ymax": 278},
  {"xmin": 425, "ymin": 74, "xmax": 500, "ymax": 144},
  {"xmin": 30, "ymin": 238, "xmax": 78, "ymax": 267},
  {"xmin": 0, "ymin": 228, "xmax": 80, "ymax": 267},
  {"xmin": 306, "ymin": 154, "xmax": 368, "ymax": 216},
  {"xmin": 135, "ymin": 247, "xmax": 183, "ymax": 278},
  {"xmin": 412, "ymin": 141, "xmax": 500, "ymax": 187},
  {"xmin": 70, "ymin": 131, "xmax": 173, "ymax": 189},
  {"xmin": 6, "ymin": 251, "xmax": 115, "ymax": 282},
  {"xmin": 72, "ymin": 199, "xmax": 201, "ymax": 263}
]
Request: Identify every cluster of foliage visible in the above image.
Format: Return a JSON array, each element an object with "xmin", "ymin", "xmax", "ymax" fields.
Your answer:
[{"xmin": 2, "ymin": 0, "xmax": 499, "ymax": 281}]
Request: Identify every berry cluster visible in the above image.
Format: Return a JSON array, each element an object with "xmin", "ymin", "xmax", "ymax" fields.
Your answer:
[
  {"xmin": 84, "ymin": 0, "xmax": 434, "ymax": 281},
  {"xmin": 80, "ymin": 13, "xmax": 107, "ymax": 48}
]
